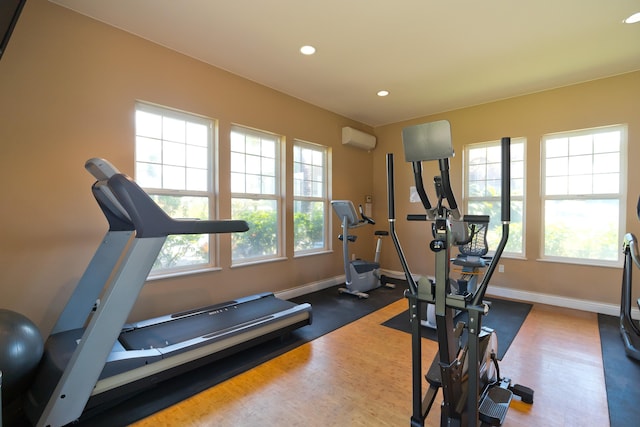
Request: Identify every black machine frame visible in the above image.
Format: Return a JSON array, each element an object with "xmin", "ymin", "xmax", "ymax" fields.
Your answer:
[
  {"xmin": 620, "ymin": 198, "xmax": 640, "ymax": 361},
  {"xmin": 386, "ymin": 120, "xmax": 533, "ymax": 426}
]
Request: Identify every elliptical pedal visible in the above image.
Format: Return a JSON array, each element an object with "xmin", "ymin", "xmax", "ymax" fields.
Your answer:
[
  {"xmin": 510, "ymin": 383, "xmax": 534, "ymax": 404},
  {"xmin": 478, "ymin": 384, "xmax": 513, "ymax": 426}
]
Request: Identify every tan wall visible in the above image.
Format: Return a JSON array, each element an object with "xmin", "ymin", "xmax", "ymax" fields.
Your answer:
[
  {"xmin": 1, "ymin": 0, "xmax": 638, "ymax": 335},
  {"xmin": 0, "ymin": 0, "xmax": 377, "ymax": 333},
  {"xmin": 372, "ymin": 71, "xmax": 640, "ymax": 306}
]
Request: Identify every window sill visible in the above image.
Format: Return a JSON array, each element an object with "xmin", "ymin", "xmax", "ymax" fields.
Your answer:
[
  {"xmin": 293, "ymin": 249, "xmax": 333, "ymax": 259},
  {"xmin": 535, "ymin": 257, "xmax": 622, "ymax": 269},
  {"xmin": 147, "ymin": 266, "xmax": 222, "ymax": 281},
  {"xmin": 231, "ymin": 256, "xmax": 288, "ymax": 269}
]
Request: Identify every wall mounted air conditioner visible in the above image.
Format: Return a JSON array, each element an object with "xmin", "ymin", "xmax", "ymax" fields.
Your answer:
[{"xmin": 342, "ymin": 127, "xmax": 376, "ymax": 151}]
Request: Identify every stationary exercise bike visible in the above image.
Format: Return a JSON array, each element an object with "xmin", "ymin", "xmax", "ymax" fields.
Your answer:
[
  {"xmin": 331, "ymin": 200, "xmax": 397, "ymax": 298},
  {"xmin": 386, "ymin": 120, "xmax": 533, "ymax": 427},
  {"xmin": 423, "ymin": 215, "xmax": 491, "ymax": 328},
  {"xmin": 619, "ymin": 196, "xmax": 640, "ymax": 361}
]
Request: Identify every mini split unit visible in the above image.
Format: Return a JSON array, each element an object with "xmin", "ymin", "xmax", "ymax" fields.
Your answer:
[{"xmin": 342, "ymin": 127, "xmax": 376, "ymax": 151}]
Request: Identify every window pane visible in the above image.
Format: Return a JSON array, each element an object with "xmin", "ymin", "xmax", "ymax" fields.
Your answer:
[
  {"xmin": 246, "ymin": 174, "xmax": 261, "ymax": 193},
  {"xmin": 136, "ymin": 136, "xmax": 161, "ymax": 163},
  {"xmin": 293, "ymin": 141, "xmax": 328, "ymax": 255},
  {"xmin": 262, "ymin": 176, "xmax": 276, "ymax": 194},
  {"xmin": 546, "ymin": 138, "xmax": 568, "ymax": 157},
  {"xmin": 163, "ymin": 117, "xmax": 186, "ymax": 143},
  {"xmin": 231, "ymin": 172, "xmax": 245, "ymax": 193},
  {"xmin": 231, "ymin": 152, "xmax": 245, "ymax": 173},
  {"xmin": 594, "ymin": 131, "xmax": 620, "ymax": 153},
  {"xmin": 230, "ymin": 131, "xmax": 245, "ymax": 151},
  {"xmin": 164, "ymin": 141, "xmax": 186, "ymax": 166},
  {"xmin": 593, "ymin": 173, "xmax": 619, "ymax": 194},
  {"xmin": 541, "ymin": 125, "xmax": 625, "ymax": 264},
  {"xmin": 568, "ymin": 174, "xmax": 592, "ymax": 195},
  {"xmin": 187, "ymin": 168, "xmax": 208, "ymax": 192},
  {"xmin": 294, "ymin": 200, "xmax": 325, "ymax": 251},
  {"xmin": 544, "ymin": 199, "xmax": 619, "ymax": 261},
  {"xmin": 262, "ymin": 157, "xmax": 275, "ymax": 176},
  {"xmin": 262, "ymin": 139, "xmax": 276, "ymax": 158},
  {"xmin": 568, "ymin": 155, "xmax": 592, "ymax": 176},
  {"xmin": 246, "ymin": 154, "xmax": 260, "ymax": 173},
  {"xmin": 187, "ymin": 122, "xmax": 208, "ymax": 147},
  {"xmin": 151, "ymin": 195, "xmax": 210, "ymax": 270},
  {"xmin": 511, "ymin": 178, "xmax": 524, "ymax": 197},
  {"xmin": 469, "ymin": 164, "xmax": 485, "ymax": 182},
  {"xmin": 232, "ymin": 198, "xmax": 278, "ymax": 259},
  {"xmin": 135, "ymin": 102, "xmax": 215, "ymax": 274},
  {"xmin": 467, "ymin": 200, "xmax": 523, "ymax": 254},
  {"xmin": 546, "ymin": 157, "xmax": 567, "ymax": 176},
  {"xmin": 465, "ymin": 139, "xmax": 525, "ymax": 255},
  {"xmin": 569, "ymin": 135, "xmax": 592, "ymax": 156},
  {"xmin": 186, "ymin": 145, "xmax": 208, "ymax": 169},
  {"xmin": 593, "ymin": 152, "xmax": 619, "ymax": 174},
  {"xmin": 546, "ymin": 176, "xmax": 567, "ymax": 195},
  {"xmin": 246, "ymin": 136, "xmax": 261, "ymax": 155},
  {"xmin": 136, "ymin": 162, "xmax": 162, "ymax": 188},
  {"xmin": 163, "ymin": 165, "xmax": 186, "ymax": 190},
  {"xmin": 136, "ymin": 111, "xmax": 162, "ymax": 139}
]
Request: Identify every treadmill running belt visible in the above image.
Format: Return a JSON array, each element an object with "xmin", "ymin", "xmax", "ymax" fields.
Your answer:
[{"xmin": 119, "ymin": 296, "xmax": 299, "ymax": 350}]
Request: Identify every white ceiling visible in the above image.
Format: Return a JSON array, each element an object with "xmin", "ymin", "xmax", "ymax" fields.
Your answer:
[{"xmin": 51, "ymin": 0, "xmax": 640, "ymax": 127}]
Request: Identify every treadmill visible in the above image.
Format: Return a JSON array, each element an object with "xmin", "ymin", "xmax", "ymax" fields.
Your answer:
[{"xmin": 24, "ymin": 158, "xmax": 312, "ymax": 427}]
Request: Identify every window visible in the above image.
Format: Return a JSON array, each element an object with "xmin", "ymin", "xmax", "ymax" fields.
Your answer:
[
  {"xmin": 134, "ymin": 102, "xmax": 215, "ymax": 275},
  {"xmin": 542, "ymin": 125, "xmax": 626, "ymax": 265},
  {"xmin": 464, "ymin": 138, "xmax": 525, "ymax": 256},
  {"xmin": 230, "ymin": 125, "xmax": 282, "ymax": 263},
  {"xmin": 293, "ymin": 140, "xmax": 330, "ymax": 254}
]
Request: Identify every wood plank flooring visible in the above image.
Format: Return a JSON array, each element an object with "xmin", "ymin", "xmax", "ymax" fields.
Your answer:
[{"xmin": 131, "ymin": 299, "xmax": 610, "ymax": 426}]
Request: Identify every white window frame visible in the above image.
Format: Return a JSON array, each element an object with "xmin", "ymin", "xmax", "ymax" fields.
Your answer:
[
  {"xmin": 230, "ymin": 125, "xmax": 284, "ymax": 264},
  {"xmin": 463, "ymin": 138, "xmax": 526, "ymax": 257},
  {"xmin": 293, "ymin": 140, "xmax": 330, "ymax": 256},
  {"xmin": 541, "ymin": 124, "xmax": 627, "ymax": 266},
  {"xmin": 134, "ymin": 101, "xmax": 217, "ymax": 276}
]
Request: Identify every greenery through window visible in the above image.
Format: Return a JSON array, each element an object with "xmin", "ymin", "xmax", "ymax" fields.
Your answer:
[
  {"xmin": 293, "ymin": 140, "xmax": 329, "ymax": 254},
  {"xmin": 135, "ymin": 102, "xmax": 215, "ymax": 274},
  {"xmin": 230, "ymin": 126, "xmax": 282, "ymax": 262},
  {"xmin": 464, "ymin": 138, "xmax": 525, "ymax": 256},
  {"xmin": 542, "ymin": 125, "xmax": 626, "ymax": 265}
]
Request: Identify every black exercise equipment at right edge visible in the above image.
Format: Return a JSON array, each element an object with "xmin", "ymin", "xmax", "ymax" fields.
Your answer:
[
  {"xmin": 386, "ymin": 120, "xmax": 533, "ymax": 427},
  {"xmin": 620, "ymin": 197, "xmax": 640, "ymax": 361}
]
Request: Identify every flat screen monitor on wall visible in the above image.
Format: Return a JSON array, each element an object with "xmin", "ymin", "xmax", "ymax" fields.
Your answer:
[{"xmin": 0, "ymin": 0, "xmax": 26, "ymax": 60}]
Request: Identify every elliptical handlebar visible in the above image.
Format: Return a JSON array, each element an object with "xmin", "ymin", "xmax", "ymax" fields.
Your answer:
[
  {"xmin": 624, "ymin": 232, "xmax": 640, "ymax": 270},
  {"xmin": 471, "ymin": 136, "xmax": 510, "ymax": 306},
  {"xmin": 386, "ymin": 133, "xmax": 512, "ymax": 305},
  {"xmin": 387, "ymin": 153, "xmax": 419, "ymax": 296},
  {"xmin": 359, "ymin": 204, "xmax": 376, "ymax": 225}
]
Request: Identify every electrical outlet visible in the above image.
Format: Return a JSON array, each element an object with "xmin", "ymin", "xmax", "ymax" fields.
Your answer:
[
  {"xmin": 498, "ymin": 264, "xmax": 505, "ymax": 273},
  {"xmin": 365, "ymin": 195, "xmax": 372, "ymax": 203}
]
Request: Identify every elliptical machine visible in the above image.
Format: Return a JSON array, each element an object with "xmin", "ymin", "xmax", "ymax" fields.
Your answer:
[
  {"xmin": 423, "ymin": 215, "xmax": 491, "ymax": 328},
  {"xmin": 620, "ymin": 196, "xmax": 640, "ymax": 361},
  {"xmin": 331, "ymin": 200, "xmax": 396, "ymax": 298},
  {"xmin": 386, "ymin": 120, "xmax": 533, "ymax": 426}
]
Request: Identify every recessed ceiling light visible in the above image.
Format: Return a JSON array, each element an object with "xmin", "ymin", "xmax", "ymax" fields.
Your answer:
[
  {"xmin": 624, "ymin": 12, "xmax": 640, "ymax": 24},
  {"xmin": 300, "ymin": 45, "xmax": 316, "ymax": 55},
  {"xmin": 377, "ymin": 90, "xmax": 390, "ymax": 97}
]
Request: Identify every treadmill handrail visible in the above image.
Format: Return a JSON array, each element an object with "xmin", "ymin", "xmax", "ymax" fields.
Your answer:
[{"xmin": 87, "ymin": 158, "xmax": 249, "ymax": 238}]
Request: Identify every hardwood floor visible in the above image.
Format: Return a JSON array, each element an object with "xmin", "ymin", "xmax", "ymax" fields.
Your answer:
[{"xmin": 131, "ymin": 299, "xmax": 610, "ymax": 426}]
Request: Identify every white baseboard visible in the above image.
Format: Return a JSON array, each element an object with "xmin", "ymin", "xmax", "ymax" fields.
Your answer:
[
  {"xmin": 485, "ymin": 285, "xmax": 640, "ymax": 318},
  {"xmin": 275, "ymin": 275, "xmax": 345, "ymax": 300},
  {"xmin": 276, "ymin": 271, "xmax": 640, "ymax": 320}
]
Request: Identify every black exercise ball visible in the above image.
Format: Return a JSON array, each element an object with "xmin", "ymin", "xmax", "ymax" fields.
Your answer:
[{"xmin": 0, "ymin": 309, "xmax": 43, "ymax": 404}]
